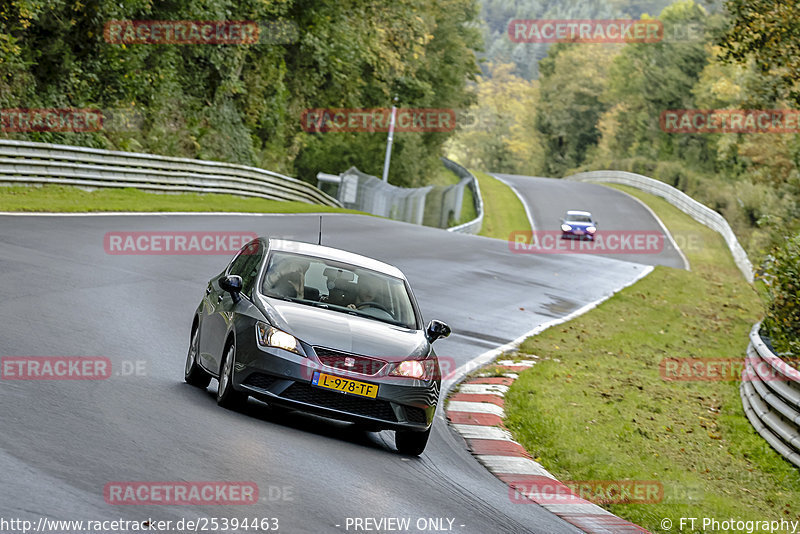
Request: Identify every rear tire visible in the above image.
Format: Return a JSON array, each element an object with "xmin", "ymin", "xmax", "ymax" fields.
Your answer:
[
  {"xmin": 395, "ymin": 427, "xmax": 431, "ymax": 456},
  {"xmin": 185, "ymin": 327, "xmax": 211, "ymax": 388},
  {"xmin": 217, "ymin": 342, "xmax": 248, "ymax": 409}
]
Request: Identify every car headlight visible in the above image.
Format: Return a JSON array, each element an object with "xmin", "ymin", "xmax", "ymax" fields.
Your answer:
[
  {"xmin": 390, "ymin": 359, "xmax": 436, "ymax": 380},
  {"xmin": 561, "ymin": 224, "xmax": 572, "ymax": 232},
  {"xmin": 256, "ymin": 322, "xmax": 301, "ymax": 355},
  {"xmin": 587, "ymin": 226, "xmax": 596, "ymax": 233}
]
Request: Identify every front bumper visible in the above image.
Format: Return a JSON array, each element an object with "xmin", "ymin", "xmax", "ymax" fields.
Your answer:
[
  {"xmin": 232, "ymin": 338, "xmax": 438, "ymax": 432},
  {"xmin": 561, "ymin": 229, "xmax": 594, "ymax": 240}
]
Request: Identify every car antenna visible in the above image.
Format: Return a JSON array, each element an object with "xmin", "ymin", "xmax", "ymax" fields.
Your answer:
[{"xmin": 317, "ymin": 215, "xmax": 322, "ymax": 245}]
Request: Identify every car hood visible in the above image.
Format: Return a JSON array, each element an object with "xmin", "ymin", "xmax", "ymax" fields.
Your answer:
[
  {"xmin": 256, "ymin": 296, "xmax": 430, "ymax": 361},
  {"xmin": 564, "ymin": 221, "xmax": 593, "ymax": 228}
]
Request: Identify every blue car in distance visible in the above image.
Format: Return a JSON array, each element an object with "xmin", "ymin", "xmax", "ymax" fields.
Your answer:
[{"xmin": 560, "ymin": 210, "xmax": 597, "ymax": 240}]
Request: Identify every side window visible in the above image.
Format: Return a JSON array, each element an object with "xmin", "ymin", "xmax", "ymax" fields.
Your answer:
[
  {"xmin": 227, "ymin": 249, "xmax": 250, "ymax": 278},
  {"xmin": 227, "ymin": 240, "xmax": 264, "ymax": 295}
]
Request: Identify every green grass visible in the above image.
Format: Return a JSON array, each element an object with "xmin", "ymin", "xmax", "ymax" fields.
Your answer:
[
  {"xmin": 0, "ymin": 185, "xmax": 365, "ymax": 214},
  {"xmin": 472, "ymin": 170, "xmax": 531, "ymax": 239},
  {"xmin": 421, "ymin": 166, "xmax": 477, "ymax": 228},
  {"xmin": 429, "ymin": 165, "xmax": 463, "ymax": 187},
  {"xmin": 457, "ymin": 183, "xmax": 477, "ymax": 225},
  {"xmin": 503, "ymin": 185, "xmax": 800, "ymax": 532}
]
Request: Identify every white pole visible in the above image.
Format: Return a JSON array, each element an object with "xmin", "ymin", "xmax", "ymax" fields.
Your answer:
[{"xmin": 382, "ymin": 105, "xmax": 397, "ymax": 183}]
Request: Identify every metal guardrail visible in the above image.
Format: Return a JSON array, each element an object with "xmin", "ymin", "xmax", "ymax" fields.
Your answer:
[
  {"xmin": 740, "ymin": 322, "xmax": 800, "ymax": 468},
  {"xmin": 319, "ymin": 158, "xmax": 483, "ymax": 234},
  {"xmin": 566, "ymin": 170, "xmax": 753, "ymax": 282},
  {"xmin": 443, "ymin": 158, "xmax": 483, "ymax": 235},
  {"xmin": 333, "ymin": 166, "xmax": 432, "ymax": 225},
  {"xmin": 564, "ymin": 172, "xmax": 800, "ymax": 466},
  {"xmin": 0, "ymin": 139, "xmax": 341, "ymax": 207}
]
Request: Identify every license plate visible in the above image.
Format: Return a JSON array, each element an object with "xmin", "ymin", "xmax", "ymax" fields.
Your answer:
[
  {"xmin": 312, "ymin": 372, "xmax": 378, "ymax": 398},
  {"xmin": 574, "ymin": 229, "xmax": 584, "ymax": 235}
]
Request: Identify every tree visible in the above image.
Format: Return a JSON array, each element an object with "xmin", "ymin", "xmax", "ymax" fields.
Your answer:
[
  {"xmin": 535, "ymin": 43, "xmax": 617, "ymax": 176},
  {"xmin": 719, "ymin": 0, "xmax": 800, "ymax": 106},
  {"xmin": 445, "ymin": 62, "xmax": 542, "ymax": 174},
  {"xmin": 0, "ymin": 0, "xmax": 482, "ymax": 186},
  {"xmin": 761, "ymin": 233, "xmax": 800, "ymax": 357},
  {"xmin": 601, "ymin": 1, "xmax": 712, "ymax": 168}
]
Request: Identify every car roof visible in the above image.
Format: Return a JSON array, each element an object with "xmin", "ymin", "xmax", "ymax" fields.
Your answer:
[
  {"xmin": 565, "ymin": 210, "xmax": 592, "ymax": 217},
  {"xmin": 267, "ymin": 238, "xmax": 407, "ymax": 280}
]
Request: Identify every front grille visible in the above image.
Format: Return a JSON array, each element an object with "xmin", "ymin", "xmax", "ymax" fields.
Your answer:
[
  {"xmin": 280, "ymin": 383, "xmax": 397, "ymax": 422},
  {"xmin": 242, "ymin": 373, "xmax": 279, "ymax": 390},
  {"xmin": 405, "ymin": 406, "xmax": 428, "ymax": 424},
  {"xmin": 313, "ymin": 346, "xmax": 387, "ymax": 376}
]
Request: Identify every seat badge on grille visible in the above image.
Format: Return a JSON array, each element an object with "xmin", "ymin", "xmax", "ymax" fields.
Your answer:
[{"xmin": 343, "ymin": 357, "xmax": 355, "ymax": 368}]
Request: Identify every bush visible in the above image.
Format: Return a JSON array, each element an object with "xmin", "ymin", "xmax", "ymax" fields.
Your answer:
[
  {"xmin": 761, "ymin": 233, "xmax": 800, "ymax": 357},
  {"xmin": 654, "ymin": 160, "xmax": 691, "ymax": 191},
  {"xmin": 630, "ymin": 157, "xmax": 657, "ymax": 176}
]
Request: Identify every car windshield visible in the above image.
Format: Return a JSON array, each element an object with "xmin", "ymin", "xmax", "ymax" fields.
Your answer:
[
  {"xmin": 260, "ymin": 251, "xmax": 418, "ymax": 330},
  {"xmin": 566, "ymin": 213, "xmax": 593, "ymax": 223}
]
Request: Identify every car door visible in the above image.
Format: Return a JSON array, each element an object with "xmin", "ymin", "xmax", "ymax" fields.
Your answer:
[{"xmin": 198, "ymin": 239, "xmax": 264, "ymax": 374}]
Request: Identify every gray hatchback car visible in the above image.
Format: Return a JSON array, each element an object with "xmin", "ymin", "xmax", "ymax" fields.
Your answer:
[{"xmin": 185, "ymin": 237, "xmax": 451, "ymax": 455}]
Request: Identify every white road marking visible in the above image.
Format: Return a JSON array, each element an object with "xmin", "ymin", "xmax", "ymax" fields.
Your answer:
[
  {"xmin": 0, "ymin": 211, "xmax": 352, "ymax": 217},
  {"xmin": 476, "ymin": 455, "xmax": 556, "ymax": 478},
  {"xmin": 496, "ymin": 360, "xmax": 536, "ymax": 367},
  {"xmin": 458, "ymin": 383, "xmax": 509, "ymax": 396},
  {"xmin": 447, "ymin": 401, "xmax": 506, "ymax": 417},
  {"xmin": 450, "ymin": 425, "xmax": 514, "ymax": 441},
  {"xmin": 541, "ymin": 503, "xmax": 614, "ymax": 516},
  {"xmin": 442, "ymin": 264, "xmax": 653, "ymax": 394},
  {"xmin": 490, "ymin": 173, "xmax": 537, "ymax": 240},
  {"xmin": 608, "ymin": 186, "xmax": 690, "ymax": 271}
]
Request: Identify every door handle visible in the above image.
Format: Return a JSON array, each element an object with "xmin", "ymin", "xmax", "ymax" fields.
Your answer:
[
  {"xmin": 206, "ymin": 287, "xmax": 212, "ymax": 295},
  {"xmin": 217, "ymin": 294, "xmax": 224, "ymax": 303}
]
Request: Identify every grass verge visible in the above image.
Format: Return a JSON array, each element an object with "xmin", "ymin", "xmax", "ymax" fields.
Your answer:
[
  {"xmin": 503, "ymin": 185, "xmax": 800, "ymax": 531},
  {"xmin": 0, "ymin": 185, "xmax": 364, "ymax": 214},
  {"xmin": 472, "ymin": 170, "xmax": 531, "ymax": 239}
]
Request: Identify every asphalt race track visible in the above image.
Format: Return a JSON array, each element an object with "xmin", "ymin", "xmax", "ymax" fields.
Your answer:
[
  {"xmin": 0, "ymin": 209, "xmax": 670, "ymax": 533},
  {"xmin": 493, "ymin": 174, "xmax": 687, "ymax": 270}
]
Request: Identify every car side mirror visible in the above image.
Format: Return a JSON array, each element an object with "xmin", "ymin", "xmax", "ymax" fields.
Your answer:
[
  {"xmin": 219, "ymin": 274, "xmax": 243, "ymax": 302},
  {"xmin": 426, "ymin": 320, "xmax": 451, "ymax": 343}
]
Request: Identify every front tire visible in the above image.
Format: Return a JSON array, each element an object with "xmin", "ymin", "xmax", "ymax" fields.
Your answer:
[
  {"xmin": 185, "ymin": 327, "xmax": 211, "ymax": 388},
  {"xmin": 395, "ymin": 427, "xmax": 431, "ymax": 456},
  {"xmin": 217, "ymin": 342, "xmax": 248, "ymax": 409}
]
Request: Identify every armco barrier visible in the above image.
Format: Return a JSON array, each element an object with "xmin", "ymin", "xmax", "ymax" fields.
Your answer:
[
  {"xmin": 0, "ymin": 139, "xmax": 341, "ymax": 207},
  {"xmin": 740, "ymin": 322, "xmax": 800, "ymax": 468},
  {"xmin": 326, "ymin": 158, "xmax": 483, "ymax": 234},
  {"xmin": 566, "ymin": 170, "xmax": 753, "ymax": 282},
  {"xmin": 563, "ymin": 171, "xmax": 800, "ymax": 467},
  {"xmin": 335, "ymin": 166, "xmax": 432, "ymax": 225}
]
